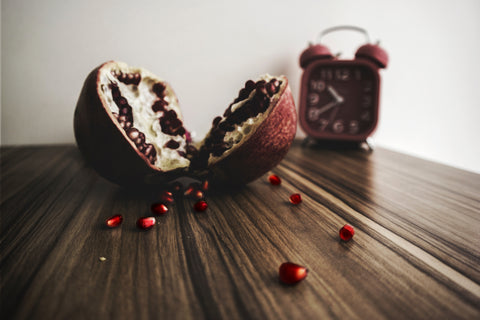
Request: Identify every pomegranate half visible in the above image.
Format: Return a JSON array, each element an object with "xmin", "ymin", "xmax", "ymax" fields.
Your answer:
[{"xmin": 74, "ymin": 61, "xmax": 296, "ymax": 187}]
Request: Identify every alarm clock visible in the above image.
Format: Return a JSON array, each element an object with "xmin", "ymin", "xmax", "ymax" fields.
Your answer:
[{"xmin": 299, "ymin": 26, "xmax": 388, "ymax": 143}]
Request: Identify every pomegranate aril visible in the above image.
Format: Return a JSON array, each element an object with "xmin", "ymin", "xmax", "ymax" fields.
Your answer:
[
  {"xmin": 165, "ymin": 139, "xmax": 180, "ymax": 149},
  {"xmin": 279, "ymin": 262, "xmax": 308, "ymax": 285},
  {"xmin": 289, "ymin": 193, "xmax": 302, "ymax": 205},
  {"xmin": 152, "ymin": 99, "xmax": 167, "ymax": 112},
  {"xmin": 137, "ymin": 217, "xmax": 156, "ymax": 230},
  {"xmin": 151, "ymin": 203, "xmax": 169, "ymax": 215},
  {"xmin": 212, "ymin": 116, "xmax": 222, "ymax": 127},
  {"xmin": 160, "ymin": 113, "xmax": 185, "ymax": 136},
  {"xmin": 201, "ymin": 180, "xmax": 209, "ymax": 192},
  {"xmin": 184, "ymin": 182, "xmax": 200, "ymax": 197},
  {"xmin": 126, "ymin": 127, "xmax": 139, "ymax": 140},
  {"xmin": 153, "ymin": 82, "xmax": 166, "ymax": 97},
  {"xmin": 218, "ymin": 121, "xmax": 235, "ymax": 132},
  {"xmin": 266, "ymin": 82, "xmax": 277, "ymax": 96},
  {"xmin": 268, "ymin": 174, "xmax": 281, "ymax": 185},
  {"xmin": 124, "ymin": 121, "xmax": 132, "ymax": 130},
  {"xmin": 245, "ymin": 79, "xmax": 256, "ymax": 91},
  {"xmin": 194, "ymin": 200, "xmax": 208, "ymax": 212},
  {"xmin": 160, "ymin": 190, "xmax": 174, "ymax": 204},
  {"xmin": 106, "ymin": 214, "xmax": 123, "ymax": 228},
  {"xmin": 256, "ymin": 83, "xmax": 268, "ymax": 96},
  {"xmin": 117, "ymin": 97, "xmax": 128, "ymax": 106},
  {"xmin": 269, "ymin": 78, "xmax": 280, "ymax": 92},
  {"xmin": 133, "ymin": 73, "xmax": 141, "ymax": 85},
  {"xmin": 193, "ymin": 190, "xmax": 204, "ymax": 200},
  {"xmin": 339, "ymin": 224, "xmax": 355, "ymax": 241},
  {"xmin": 144, "ymin": 144, "xmax": 155, "ymax": 158}
]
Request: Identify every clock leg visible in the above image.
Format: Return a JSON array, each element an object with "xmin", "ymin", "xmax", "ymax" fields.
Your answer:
[{"xmin": 360, "ymin": 138, "xmax": 375, "ymax": 152}]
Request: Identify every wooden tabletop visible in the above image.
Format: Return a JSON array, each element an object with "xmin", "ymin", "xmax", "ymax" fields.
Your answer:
[{"xmin": 1, "ymin": 140, "xmax": 479, "ymax": 319}]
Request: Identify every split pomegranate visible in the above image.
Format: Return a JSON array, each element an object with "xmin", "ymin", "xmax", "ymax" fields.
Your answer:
[
  {"xmin": 74, "ymin": 61, "xmax": 296, "ymax": 187},
  {"xmin": 279, "ymin": 262, "xmax": 308, "ymax": 285}
]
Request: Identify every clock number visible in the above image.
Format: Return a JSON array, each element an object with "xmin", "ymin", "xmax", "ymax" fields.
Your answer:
[
  {"xmin": 361, "ymin": 111, "xmax": 371, "ymax": 121},
  {"xmin": 362, "ymin": 95, "xmax": 372, "ymax": 108},
  {"xmin": 310, "ymin": 80, "xmax": 325, "ymax": 92},
  {"xmin": 308, "ymin": 93, "xmax": 319, "ymax": 105},
  {"xmin": 333, "ymin": 120, "xmax": 344, "ymax": 133},
  {"xmin": 320, "ymin": 69, "xmax": 333, "ymax": 81},
  {"xmin": 308, "ymin": 108, "xmax": 320, "ymax": 121},
  {"xmin": 319, "ymin": 118, "xmax": 329, "ymax": 131},
  {"xmin": 364, "ymin": 80, "xmax": 372, "ymax": 92},
  {"xmin": 335, "ymin": 68, "xmax": 350, "ymax": 81},
  {"xmin": 349, "ymin": 121, "xmax": 359, "ymax": 134}
]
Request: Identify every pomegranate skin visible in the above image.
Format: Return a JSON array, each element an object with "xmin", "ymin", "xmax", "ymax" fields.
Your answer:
[
  {"xmin": 206, "ymin": 80, "xmax": 297, "ymax": 186},
  {"xmin": 74, "ymin": 62, "xmax": 183, "ymax": 186}
]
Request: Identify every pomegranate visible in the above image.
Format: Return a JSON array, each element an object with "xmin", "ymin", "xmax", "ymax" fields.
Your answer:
[{"xmin": 74, "ymin": 61, "xmax": 296, "ymax": 187}]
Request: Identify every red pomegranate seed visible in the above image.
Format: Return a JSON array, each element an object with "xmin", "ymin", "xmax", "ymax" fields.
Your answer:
[
  {"xmin": 279, "ymin": 262, "xmax": 308, "ymax": 285},
  {"xmin": 160, "ymin": 190, "xmax": 174, "ymax": 204},
  {"xmin": 105, "ymin": 214, "xmax": 123, "ymax": 228},
  {"xmin": 268, "ymin": 174, "xmax": 281, "ymax": 185},
  {"xmin": 151, "ymin": 203, "xmax": 168, "ymax": 215},
  {"xmin": 137, "ymin": 217, "xmax": 156, "ymax": 230},
  {"xmin": 193, "ymin": 190, "xmax": 204, "ymax": 200},
  {"xmin": 339, "ymin": 224, "xmax": 355, "ymax": 241},
  {"xmin": 201, "ymin": 180, "xmax": 209, "ymax": 192},
  {"xmin": 184, "ymin": 182, "xmax": 201, "ymax": 197},
  {"xmin": 289, "ymin": 193, "xmax": 302, "ymax": 205},
  {"xmin": 194, "ymin": 200, "xmax": 208, "ymax": 212}
]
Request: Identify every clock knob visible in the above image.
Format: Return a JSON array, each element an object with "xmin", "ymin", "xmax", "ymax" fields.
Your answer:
[
  {"xmin": 299, "ymin": 44, "xmax": 333, "ymax": 69},
  {"xmin": 355, "ymin": 43, "xmax": 389, "ymax": 68}
]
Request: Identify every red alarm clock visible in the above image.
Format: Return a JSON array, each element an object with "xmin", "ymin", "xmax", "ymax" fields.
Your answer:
[{"xmin": 299, "ymin": 26, "xmax": 388, "ymax": 143}]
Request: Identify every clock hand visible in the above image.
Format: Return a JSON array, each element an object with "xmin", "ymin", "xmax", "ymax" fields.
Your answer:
[
  {"xmin": 315, "ymin": 100, "xmax": 338, "ymax": 116},
  {"xmin": 326, "ymin": 105, "xmax": 340, "ymax": 129},
  {"xmin": 327, "ymin": 86, "xmax": 344, "ymax": 104}
]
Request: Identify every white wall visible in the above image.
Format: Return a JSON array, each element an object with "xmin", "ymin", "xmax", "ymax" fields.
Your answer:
[{"xmin": 2, "ymin": 0, "xmax": 480, "ymax": 173}]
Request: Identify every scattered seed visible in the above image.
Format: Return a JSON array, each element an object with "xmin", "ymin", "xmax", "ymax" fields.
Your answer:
[
  {"xmin": 339, "ymin": 224, "xmax": 355, "ymax": 241},
  {"xmin": 137, "ymin": 217, "xmax": 156, "ymax": 230},
  {"xmin": 268, "ymin": 174, "xmax": 282, "ymax": 185},
  {"xmin": 160, "ymin": 190, "xmax": 174, "ymax": 204},
  {"xmin": 151, "ymin": 203, "xmax": 169, "ymax": 215},
  {"xmin": 289, "ymin": 193, "xmax": 302, "ymax": 205},
  {"xmin": 279, "ymin": 262, "xmax": 308, "ymax": 285},
  {"xmin": 194, "ymin": 200, "xmax": 208, "ymax": 212},
  {"xmin": 106, "ymin": 214, "xmax": 123, "ymax": 228}
]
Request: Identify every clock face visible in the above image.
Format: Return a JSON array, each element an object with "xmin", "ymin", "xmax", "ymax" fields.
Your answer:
[{"xmin": 300, "ymin": 61, "xmax": 380, "ymax": 140}]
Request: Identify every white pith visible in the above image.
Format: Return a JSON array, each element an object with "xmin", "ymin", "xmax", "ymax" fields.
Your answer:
[{"xmin": 98, "ymin": 62, "xmax": 189, "ymax": 171}]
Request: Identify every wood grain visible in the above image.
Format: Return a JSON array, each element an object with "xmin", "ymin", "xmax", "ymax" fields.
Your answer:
[{"xmin": 1, "ymin": 141, "xmax": 479, "ymax": 319}]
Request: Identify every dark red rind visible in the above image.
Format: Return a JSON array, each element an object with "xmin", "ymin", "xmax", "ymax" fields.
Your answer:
[
  {"xmin": 206, "ymin": 80, "xmax": 297, "ymax": 186},
  {"xmin": 73, "ymin": 62, "xmax": 182, "ymax": 186}
]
